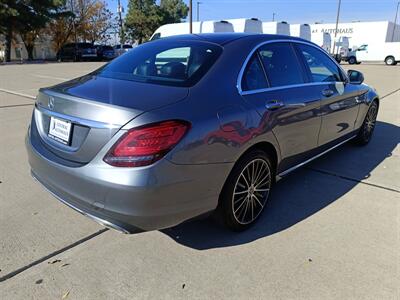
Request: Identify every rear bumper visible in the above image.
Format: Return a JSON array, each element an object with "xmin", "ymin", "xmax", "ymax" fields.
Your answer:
[{"xmin": 26, "ymin": 133, "xmax": 232, "ymax": 233}]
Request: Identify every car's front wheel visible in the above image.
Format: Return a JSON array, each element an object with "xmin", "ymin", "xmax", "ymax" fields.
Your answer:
[
  {"xmin": 217, "ymin": 150, "xmax": 273, "ymax": 231},
  {"xmin": 354, "ymin": 101, "xmax": 379, "ymax": 145}
]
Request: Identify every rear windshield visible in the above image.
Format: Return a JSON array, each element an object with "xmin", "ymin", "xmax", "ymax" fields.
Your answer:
[{"xmin": 96, "ymin": 40, "xmax": 223, "ymax": 87}]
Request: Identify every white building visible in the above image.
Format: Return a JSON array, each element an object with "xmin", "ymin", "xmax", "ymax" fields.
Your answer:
[{"xmin": 308, "ymin": 21, "xmax": 400, "ymax": 49}]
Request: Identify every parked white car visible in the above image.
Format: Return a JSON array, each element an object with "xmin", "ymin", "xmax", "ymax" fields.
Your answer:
[{"xmin": 353, "ymin": 43, "xmax": 400, "ymax": 65}]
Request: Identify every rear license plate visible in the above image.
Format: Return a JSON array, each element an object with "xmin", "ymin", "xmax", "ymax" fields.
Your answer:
[{"xmin": 48, "ymin": 117, "xmax": 72, "ymax": 145}]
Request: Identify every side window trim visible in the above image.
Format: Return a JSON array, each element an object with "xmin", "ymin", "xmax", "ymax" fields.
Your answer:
[{"xmin": 237, "ymin": 39, "xmax": 349, "ymax": 94}]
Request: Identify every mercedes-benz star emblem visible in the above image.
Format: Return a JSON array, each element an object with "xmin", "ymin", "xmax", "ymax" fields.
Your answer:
[{"xmin": 48, "ymin": 96, "xmax": 55, "ymax": 110}]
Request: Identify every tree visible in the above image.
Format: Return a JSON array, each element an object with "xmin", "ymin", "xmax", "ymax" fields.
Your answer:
[
  {"xmin": 77, "ymin": 1, "xmax": 113, "ymax": 43},
  {"xmin": 44, "ymin": 6, "xmax": 75, "ymax": 53},
  {"xmin": 0, "ymin": 0, "xmax": 64, "ymax": 61},
  {"xmin": 125, "ymin": 0, "xmax": 162, "ymax": 44},
  {"xmin": 159, "ymin": 0, "xmax": 188, "ymax": 24},
  {"xmin": 125, "ymin": 0, "xmax": 188, "ymax": 44},
  {"xmin": 46, "ymin": 0, "xmax": 114, "ymax": 52}
]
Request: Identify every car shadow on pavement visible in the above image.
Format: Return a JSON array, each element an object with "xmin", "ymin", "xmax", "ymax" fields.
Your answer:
[{"xmin": 161, "ymin": 121, "xmax": 399, "ymax": 250}]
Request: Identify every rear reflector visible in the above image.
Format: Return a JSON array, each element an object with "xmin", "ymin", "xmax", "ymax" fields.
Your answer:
[{"xmin": 103, "ymin": 120, "xmax": 190, "ymax": 167}]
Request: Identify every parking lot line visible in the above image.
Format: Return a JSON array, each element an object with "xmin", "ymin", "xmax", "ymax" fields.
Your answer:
[
  {"xmin": 0, "ymin": 228, "xmax": 108, "ymax": 283},
  {"xmin": 0, "ymin": 88, "xmax": 36, "ymax": 100},
  {"xmin": 307, "ymin": 167, "xmax": 400, "ymax": 193},
  {"xmin": 0, "ymin": 103, "xmax": 34, "ymax": 109},
  {"xmin": 31, "ymin": 74, "xmax": 69, "ymax": 81}
]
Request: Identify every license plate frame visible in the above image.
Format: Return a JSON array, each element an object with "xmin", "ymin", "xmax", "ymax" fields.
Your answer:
[{"xmin": 48, "ymin": 117, "xmax": 72, "ymax": 145}]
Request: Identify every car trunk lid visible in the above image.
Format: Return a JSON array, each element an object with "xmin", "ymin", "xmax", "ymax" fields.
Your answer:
[{"xmin": 33, "ymin": 75, "xmax": 188, "ymax": 164}]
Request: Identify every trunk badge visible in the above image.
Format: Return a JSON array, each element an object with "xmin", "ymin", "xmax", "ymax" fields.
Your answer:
[{"xmin": 48, "ymin": 96, "xmax": 55, "ymax": 110}]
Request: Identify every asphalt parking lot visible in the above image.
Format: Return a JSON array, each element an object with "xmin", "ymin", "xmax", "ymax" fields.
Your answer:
[{"xmin": 0, "ymin": 62, "xmax": 399, "ymax": 299}]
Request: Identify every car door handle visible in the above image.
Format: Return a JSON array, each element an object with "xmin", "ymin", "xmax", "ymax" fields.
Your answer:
[
  {"xmin": 322, "ymin": 89, "xmax": 335, "ymax": 97},
  {"xmin": 265, "ymin": 100, "xmax": 285, "ymax": 111}
]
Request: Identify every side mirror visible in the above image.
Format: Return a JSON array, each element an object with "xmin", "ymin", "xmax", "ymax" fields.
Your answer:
[{"xmin": 347, "ymin": 70, "xmax": 364, "ymax": 84}]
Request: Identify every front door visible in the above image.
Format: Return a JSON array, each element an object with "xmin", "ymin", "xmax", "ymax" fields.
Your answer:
[
  {"xmin": 240, "ymin": 42, "xmax": 322, "ymax": 172},
  {"xmin": 294, "ymin": 43, "xmax": 362, "ymax": 145}
]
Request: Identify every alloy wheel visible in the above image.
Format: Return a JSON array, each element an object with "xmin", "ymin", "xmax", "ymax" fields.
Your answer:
[
  {"xmin": 232, "ymin": 158, "xmax": 271, "ymax": 225},
  {"xmin": 364, "ymin": 103, "xmax": 378, "ymax": 136}
]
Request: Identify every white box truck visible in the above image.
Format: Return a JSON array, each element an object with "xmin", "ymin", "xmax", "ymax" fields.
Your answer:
[
  {"xmin": 227, "ymin": 18, "xmax": 263, "ymax": 33},
  {"xmin": 354, "ymin": 42, "xmax": 400, "ymax": 65},
  {"xmin": 150, "ymin": 20, "xmax": 234, "ymax": 40},
  {"xmin": 290, "ymin": 24, "xmax": 311, "ymax": 40},
  {"xmin": 263, "ymin": 21, "xmax": 290, "ymax": 35}
]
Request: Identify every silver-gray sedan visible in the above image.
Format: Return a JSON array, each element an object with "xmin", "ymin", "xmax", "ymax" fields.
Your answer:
[{"xmin": 26, "ymin": 33, "xmax": 379, "ymax": 233}]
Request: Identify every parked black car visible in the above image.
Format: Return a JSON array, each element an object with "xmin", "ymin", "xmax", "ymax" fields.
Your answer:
[
  {"xmin": 57, "ymin": 43, "xmax": 97, "ymax": 62},
  {"xmin": 95, "ymin": 45, "xmax": 116, "ymax": 61}
]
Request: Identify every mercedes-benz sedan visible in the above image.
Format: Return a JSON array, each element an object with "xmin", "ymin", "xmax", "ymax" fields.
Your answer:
[{"xmin": 26, "ymin": 34, "xmax": 379, "ymax": 233}]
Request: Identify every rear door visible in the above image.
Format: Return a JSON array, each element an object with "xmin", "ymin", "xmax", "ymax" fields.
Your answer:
[
  {"xmin": 295, "ymin": 43, "xmax": 362, "ymax": 145},
  {"xmin": 240, "ymin": 42, "xmax": 322, "ymax": 172}
]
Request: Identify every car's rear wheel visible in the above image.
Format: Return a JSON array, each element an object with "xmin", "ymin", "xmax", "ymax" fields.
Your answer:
[
  {"xmin": 348, "ymin": 56, "xmax": 357, "ymax": 64},
  {"xmin": 217, "ymin": 150, "xmax": 272, "ymax": 231},
  {"xmin": 354, "ymin": 101, "xmax": 378, "ymax": 145}
]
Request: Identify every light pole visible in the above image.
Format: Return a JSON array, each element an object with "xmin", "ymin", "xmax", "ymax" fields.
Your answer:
[
  {"xmin": 197, "ymin": 2, "xmax": 202, "ymax": 22},
  {"xmin": 391, "ymin": 1, "xmax": 400, "ymax": 42},
  {"xmin": 272, "ymin": 12, "xmax": 276, "ymax": 22},
  {"xmin": 189, "ymin": 0, "xmax": 193, "ymax": 33}
]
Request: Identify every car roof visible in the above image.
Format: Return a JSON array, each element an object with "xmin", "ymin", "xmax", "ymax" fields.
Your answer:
[{"xmin": 157, "ymin": 33, "xmax": 309, "ymax": 46}]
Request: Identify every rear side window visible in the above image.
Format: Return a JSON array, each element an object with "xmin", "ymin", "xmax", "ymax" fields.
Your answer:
[
  {"xmin": 241, "ymin": 54, "xmax": 268, "ymax": 91},
  {"xmin": 258, "ymin": 43, "xmax": 305, "ymax": 87},
  {"xmin": 96, "ymin": 41, "xmax": 222, "ymax": 87},
  {"xmin": 297, "ymin": 44, "xmax": 343, "ymax": 82}
]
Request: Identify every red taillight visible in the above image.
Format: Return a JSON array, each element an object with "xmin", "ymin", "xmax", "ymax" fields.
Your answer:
[{"xmin": 104, "ymin": 120, "xmax": 190, "ymax": 167}]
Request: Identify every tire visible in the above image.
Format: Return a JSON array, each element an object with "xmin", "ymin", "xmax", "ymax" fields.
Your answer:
[
  {"xmin": 385, "ymin": 56, "xmax": 396, "ymax": 66},
  {"xmin": 348, "ymin": 56, "xmax": 357, "ymax": 65},
  {"xmin": 216, "ymin": 149, "xmax": 273, "ymax": 231},
  {"xmin": 353, "ymin": 101, "xmax": 379, "ymax": 145}
]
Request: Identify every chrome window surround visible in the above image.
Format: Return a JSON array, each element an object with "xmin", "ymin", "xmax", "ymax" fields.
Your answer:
[{"xmin": 237, "ymin": 39, "xmax": 349, "ymax": 96}]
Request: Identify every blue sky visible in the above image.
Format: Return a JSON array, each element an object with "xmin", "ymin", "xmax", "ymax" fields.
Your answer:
[{"xmin": 106, "ymin": 0, "xmax": 398, "ymax": 24}]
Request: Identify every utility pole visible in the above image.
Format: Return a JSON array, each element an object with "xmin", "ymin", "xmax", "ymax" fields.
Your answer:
[
  {"xmin": 334, "ymin": 0, "xmax": 341, "ymax": 39},
  {"xmin": 272, "ymin": 12, "xmax": 276, "ymax": 22},
  {"xmin": 70, "ymin": 0, "xmax": 77, "ymax": 44},
  {"xmin": 117, "ymin": 0, "xmax": 124, "ymax": 49},
  {"xmin": 189, "ymin": 0, "xmax": 193, "ymax": 33},
  {"xmin": 333, "ymin": 0, "xmax": 342, "ymax": 57},
  {"xmin": 391, "ymin": 1, "xmax": 400, "ymax": 42},
  {"xmin": 197, "ymin": 2, "xmax": 202, "ymax": 22}
]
